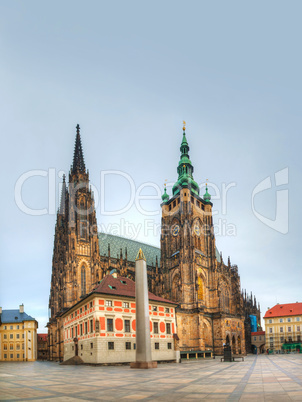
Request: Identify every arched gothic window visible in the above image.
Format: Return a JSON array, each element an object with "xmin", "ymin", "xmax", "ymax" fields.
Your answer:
[{"xmin": 197, "ymin": 277, "xmax": 204, "ymax": 300}]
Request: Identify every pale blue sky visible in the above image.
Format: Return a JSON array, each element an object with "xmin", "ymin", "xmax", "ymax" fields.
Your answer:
[{"xmin": 0, "ymin": 1, "xmax": 301, "ymax": 332}]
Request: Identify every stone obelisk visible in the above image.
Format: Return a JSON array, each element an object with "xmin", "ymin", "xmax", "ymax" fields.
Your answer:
[{"xmin": 130, "ymin": 249, "xmax": 157, "ymax": 369}]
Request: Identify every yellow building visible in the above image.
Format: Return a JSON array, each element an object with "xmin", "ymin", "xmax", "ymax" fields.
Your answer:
[
  {"xmin": 0, "ymin": 304, "xmax": 38, "ymax": 361},
  {"xmin": 264, "ymin": 303, "xmax": 302, "ymax": 353}
]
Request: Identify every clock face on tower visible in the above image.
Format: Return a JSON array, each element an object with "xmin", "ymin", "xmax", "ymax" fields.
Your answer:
[
  {"xmin": 172, "ymin": 224, "xmax": 180, "ymax": 237},
  {"xmin": 194, "ymin": 225, "xmax": 200, "ymax": 236}
]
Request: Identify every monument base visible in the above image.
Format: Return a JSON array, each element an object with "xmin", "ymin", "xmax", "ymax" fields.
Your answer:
[{"xmin": 130, "ymin": 361, "xmax": 157, "ymax": 369}]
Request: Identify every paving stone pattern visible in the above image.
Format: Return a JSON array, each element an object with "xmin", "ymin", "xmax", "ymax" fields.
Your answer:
[{"xmin": 0, "ymin": 354, "xmax": 302, "ymax": 401}]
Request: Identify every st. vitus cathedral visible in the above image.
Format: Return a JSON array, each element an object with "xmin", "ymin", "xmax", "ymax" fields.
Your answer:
[{"xmin": 47, "ymin": 124, "xmax": 260, "ymax": 360}]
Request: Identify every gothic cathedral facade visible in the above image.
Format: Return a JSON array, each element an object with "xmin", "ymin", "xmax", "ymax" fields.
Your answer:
[{"xmin": 48, "ymin": 124, "xmax": 260, "ymax": 360}]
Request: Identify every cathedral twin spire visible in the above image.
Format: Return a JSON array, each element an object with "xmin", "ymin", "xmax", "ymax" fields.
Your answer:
[{"xmin": 71, "ymin": 124, "xmax": 86, "ymax": 174}]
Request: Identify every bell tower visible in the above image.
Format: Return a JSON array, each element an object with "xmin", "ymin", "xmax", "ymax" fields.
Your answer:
[
  {"xmin": 159, "ymin": 123, "xmax": 216, "ymax": 308},
  {"xmin": 157, "ymin": 123, "xmax": 218, "ymax": 350}
]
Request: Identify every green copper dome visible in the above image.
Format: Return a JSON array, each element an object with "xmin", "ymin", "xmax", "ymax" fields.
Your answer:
[
  {"xmin": 203, "ymin": 185, "xmax": 211, "ymax": 202},
  {"xmin": 172, "ymin": 129, "xmax": 200, "ymax": 196},
  {"xmin": 161, "ymin": 187, "xmax": 169, "ymax": 202}
]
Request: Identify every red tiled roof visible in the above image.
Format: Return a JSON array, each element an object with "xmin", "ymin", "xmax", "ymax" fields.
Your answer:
[
  {"xmin": 37, "ymin": 334, "xmax": 48, "ymax": 341},
  {"xmin": 264, "ymin": 303, "xmax": 302, "ymax": 318},
  {"xmin": 251, "ymin": 331, "xmax": 265, "ymax": 336},
  {"xmin": 92, "ymin": 275, "xmax": 177, "ymax": 305}
]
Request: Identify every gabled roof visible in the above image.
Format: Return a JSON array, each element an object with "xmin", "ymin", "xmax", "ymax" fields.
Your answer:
[
  {"xmin": 264, "ymin": 303, "xmax": 302, "ymax": 318},
  {"xmin": 98, "ymin": 233, "xmax": 160, "ymax": 266},
  {"xmin": 37, "ymin": 334, "xmax": 48, "ymax": 341},
  {"xmin": 92, "ymin": 275, "xmax": 176, "ymax": 305},
  {"xmin": 0, "ymin": 310, "xmax": 36, "ymax": 324},
  {"xmin": 251, "ymin": 331, "xmax": 265, "ymax": 336}
]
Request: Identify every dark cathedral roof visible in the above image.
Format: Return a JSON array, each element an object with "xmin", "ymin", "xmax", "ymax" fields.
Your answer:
[
  {"xmin": 98, "ymin": 232, "xmax": 222, "ymax": 266},
  {"xmin": 98, "ymin": 233, "xmax": 160, "ymax": 267}
]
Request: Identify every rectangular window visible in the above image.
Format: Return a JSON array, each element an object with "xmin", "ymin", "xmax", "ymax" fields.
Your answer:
[
  {"xmin": 10, "ymin": 334, "xmax": 13, "ymax": 339},
  {"xmin": 85, "ymin": 305, "xmax": 87, "ymax": 311},
  {"xmin": 106, "ymin": 300, "xmax": 112, "ymax": 307},
  {"xmin": 22, "ymin": 334, "xmax": 24, "ymax": 339},
  {"xmin": 134, "ymin": 343, "xmax": 136, "ymax": 350},
  {"xmin": 107, "ymin": 318, "xmax": 114, "ymax": 332},
  {"xmin": 152, "ymin": 306, "xmax": 157, "ymax": 312},
  {"xmin": 165, "ymin": 308, "xmax": 169, "ymax": 313},
  {"xmin": 4, "ymin": 326, "xmax": 7, "ymax": 330},
  {"xmin": 91, "ymin": 343, "xmax": 93, "ymax": 349},
  {"xmin": 80, "ymin": 344, "xmax": 83, "ymax": 350},
  {"xmin": 108, "ymin": 342, "xmax": 114, "ymax": 350},
  {"xmin": 85, "ymin": 322, "xmax": 88, "ymax": 335},
  {"xmin": 269, "ymin": 328, "xmax": 272, "ymax": 333},
  {"xmin": 3, "ymin": 345, "xmax": 7, "ymax": 350},
  {"xmin": 166, "ymin": 323, "xmax": 171, "ymax": 334},
  {"xmin": 22, "ymin": 343, "xmax": 24, "ymax": 350},
  {"xmin": 280, "ymin": 327, "xmax": 283, "ymax": 333},
  {"xmin": 153, "ymin": 322, "xmax": 159, "ymax": 334},
  {"xmin": 80, "ymin": 324, "xmax": 83, "ymax": 336},
  {"xmin": 280, "ymin": 318, "xmax": 283, "ymax": 323},
  {"xmin": 125, "ymin": 342, "xmax": 131, "ymax": 350},
  {"xmin": 10, "ymin": 345, "xmax": 13, "ymax": 350},
  {"xmin": 4, "ymin": 334, "xmax": 7, "ymax": 339},
  {"xmin": 254, "ymin": 336, "xmax": 257, "ymax": 341},
  {"xmin": 4, "ymin": 354, "xmax": 7, "ymax": 358},
  {"xmin": 168, "ymin": 342, "xmax": 172, "ymax": 349},
  {"xmin": 259, "ymin": 336, "xmax": 262, "ymax": 340},
  {"xmin": 71, "ymin": 327, "xmax": 74, "ymax": 338},
  {"xmin": 10, "ymin": 325, "xmax": 13, "ymax": 330},
  {"xmin": 155, "ymin": 342, "xmax": 159, "ymax": 350},
  {"xmin": 16, "ymin": 334, "xmax": 20, "ymax": 339},
  {"xmin": 123, "ymin": 302, "xmax": 129, "ymax": 308},
  {"xmin": 16, "ymin": 325, "xmax": 19, "ymax": 330},
  {"xmin": 297, "ymin": 317, "xmax": 301, "ymax": 322},
  {"xmin": 124, "ymin": 319, "xmax": 130, "ymax": 333},
  {"xmin": 269, "ymin": 319, "xmax": 272, "ymax": 324},
  {"xmin": 280, "ymin": 337, "xmax": 284, "ymax": 343},
  {"xmin": 75, "ymin": 326, "xmax": 78, "ymax": 337},
  {"xmin": 90, "ymin": 319, "xmax": 93, "ymax": 333},
  {"xmin": 16, "ymin": 344, "xmax": 20, "ymax": 350},
  {"xmin": 17, "ymin": 354, "xmax": 19, "ymax": 358},
  {"xmin": 288, "ymin": 327, "xmax": 292, "ymax": 332},
  {"xmin": 297, "ymin": 326, "xmax": 300, "ymax": 332},
  {"xmin": 90, "ymin": 301, "xmax": 93, "ymax": 308},
  {"xmin": 287, "ymin": 318, "xmax": 291, "ymax": 322}
]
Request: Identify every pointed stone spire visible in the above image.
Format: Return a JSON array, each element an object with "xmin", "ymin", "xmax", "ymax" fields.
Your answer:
[
  {"xmin": 72, "ymin": 124, "xmax": 86, "ymax": 173},
  {"xmin": 59, "ymin": 174, "xmax": 67, "ymax": 215}
]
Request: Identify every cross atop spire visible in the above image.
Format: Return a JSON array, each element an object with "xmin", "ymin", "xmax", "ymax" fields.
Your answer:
[{"xmin": 72, "ymin": 124, "xmax": 86, "ymax": 174}]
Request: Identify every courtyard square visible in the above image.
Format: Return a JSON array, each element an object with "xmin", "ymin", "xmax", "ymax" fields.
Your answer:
[{"xmin": 1, "ymin": 354, "xmax": 302, "ymax": 401}]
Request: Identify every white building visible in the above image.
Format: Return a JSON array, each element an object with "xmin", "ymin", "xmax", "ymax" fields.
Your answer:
[{"xmin": 62, "ymin": 275, "xmax": 177, "ymax": 364}]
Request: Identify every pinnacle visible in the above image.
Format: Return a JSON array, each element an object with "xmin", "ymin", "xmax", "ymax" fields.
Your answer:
[{"xmin": 72, "ymin": 124, "xmax": 86, "ymax": 174}]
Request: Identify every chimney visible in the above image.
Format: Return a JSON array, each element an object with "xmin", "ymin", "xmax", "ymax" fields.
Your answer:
[
  {"xmin": 19, "ymin": 304, "xmax": 24, "ymax": 313},
  {"xmin": 0, "ymin": 307, "xmax": 2, "ymax": 314}
]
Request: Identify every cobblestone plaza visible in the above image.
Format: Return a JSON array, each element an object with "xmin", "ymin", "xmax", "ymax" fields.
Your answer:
[{"xmin": 1, "ymin": 355, "xmax": 302, "ymax": 401}]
